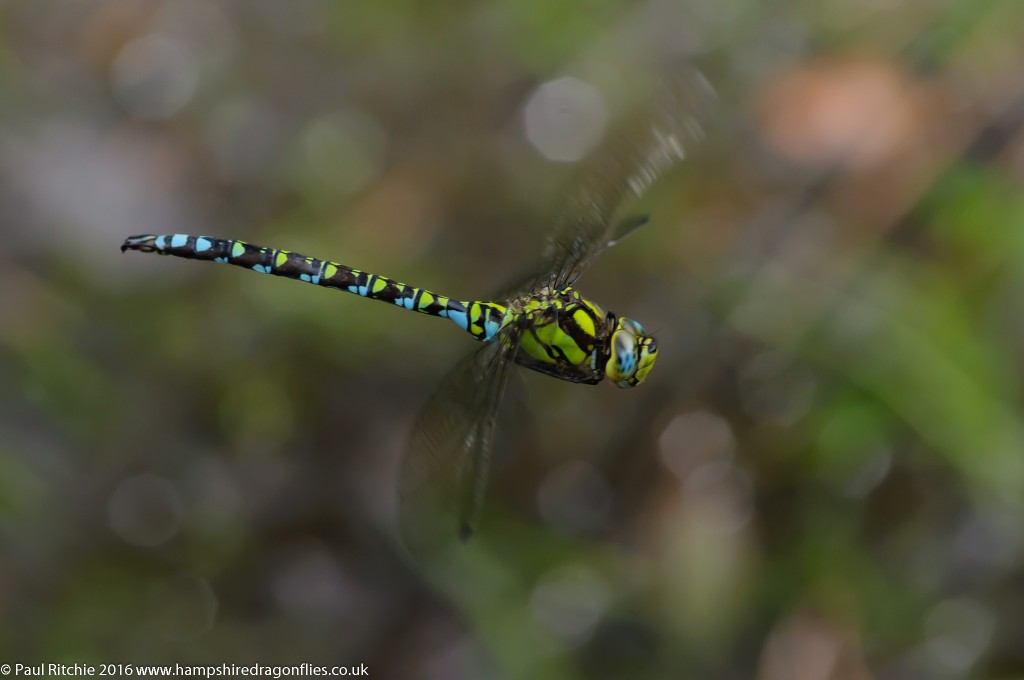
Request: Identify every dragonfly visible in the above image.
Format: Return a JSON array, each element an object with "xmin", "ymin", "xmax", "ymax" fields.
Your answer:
[{"xmin": 121, "ymin": 69, "xmax": 713, "ymax": 553}]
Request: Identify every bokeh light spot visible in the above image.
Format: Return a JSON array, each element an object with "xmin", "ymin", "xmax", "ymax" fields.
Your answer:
[
  {"xmin": 108, "ymin": 473, "xmax": 184, "ymax": 547},
  {"xmin": 524, "ymin": 77, "xmax": 609, "ymax": 162},
  {"xmin": 658, "ymin": 410, "xmax": 736, "ymax": 480},
  {"xmin": 112, "ymin": 35, "xmax": 199, "ymax": 120},
  {"xmin": 529, "ymin": 564, "xmax": 610, "ymax": 647},
  {"xmin": 925, "ymin": 597, "xmax": 994, "ymax": 674}
]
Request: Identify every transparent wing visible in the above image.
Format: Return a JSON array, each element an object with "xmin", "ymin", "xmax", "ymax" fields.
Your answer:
[
  {"xmin": 541, "ymin": 67, "xmax": 717, "ymax": 289},
  {"xmin": 398, "ymin": 329, "xmax": 521, "ymax": 556}
]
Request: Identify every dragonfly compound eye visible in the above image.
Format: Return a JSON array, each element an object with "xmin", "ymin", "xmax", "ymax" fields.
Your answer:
[
  {"xmin": 607, "ymin": 316, "xmax": 657, "ymax": 388},
  {"xmin": 633, "ymin": 335, "xmax": 658, "ymax": 385}
]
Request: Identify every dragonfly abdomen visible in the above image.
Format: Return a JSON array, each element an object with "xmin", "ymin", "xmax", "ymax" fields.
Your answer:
[{"xmin": 121, "ymin": 234, "xmax": 508, "ymax": 341}]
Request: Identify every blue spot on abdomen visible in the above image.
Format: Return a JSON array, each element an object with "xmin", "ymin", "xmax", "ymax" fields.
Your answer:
[{"xmin": 448, "ymin": 309, "xmax": 469, "ymax": 331}]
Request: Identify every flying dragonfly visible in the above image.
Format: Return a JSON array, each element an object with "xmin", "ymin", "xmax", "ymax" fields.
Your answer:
[{"xmin": 121, "ymin": 68, "xmax": 714, "ymax": 553}]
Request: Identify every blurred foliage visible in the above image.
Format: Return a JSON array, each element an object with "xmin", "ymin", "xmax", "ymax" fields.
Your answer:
[{"xmin": 2, "ymin": 1, "xmax": 1024, "ymax": 678}]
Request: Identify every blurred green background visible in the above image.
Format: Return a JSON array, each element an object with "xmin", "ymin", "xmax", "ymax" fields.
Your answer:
[{"xmin": 2, "ymin": 1, "xmax": 1024, "ymax": 678}]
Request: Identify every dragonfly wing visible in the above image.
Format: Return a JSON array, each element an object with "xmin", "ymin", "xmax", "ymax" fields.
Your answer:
[
  {"xmin": 398, "ymin": 330, "xmax": 520, "ymax": 556},
  {"xmin": 542, "ymin": 67, "xmax": 717, "ymax": 289}
]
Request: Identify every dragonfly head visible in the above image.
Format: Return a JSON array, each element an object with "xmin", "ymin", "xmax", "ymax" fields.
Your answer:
[{"xmin": 606, "ymin": 316, "xmax": 658, "ymax": 388}]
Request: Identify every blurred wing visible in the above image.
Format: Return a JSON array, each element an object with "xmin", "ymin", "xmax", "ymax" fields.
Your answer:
[
  {"xmin": 542, "ymin": 67, "xmax": 716, "ymax": 289},
  {"xmin": 398, "ymin": 329, "xmax": 520, "ymax": 556},
  {"xmin": 486, "ymin": 219, "xmax": 647, "ymax": 305}
]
